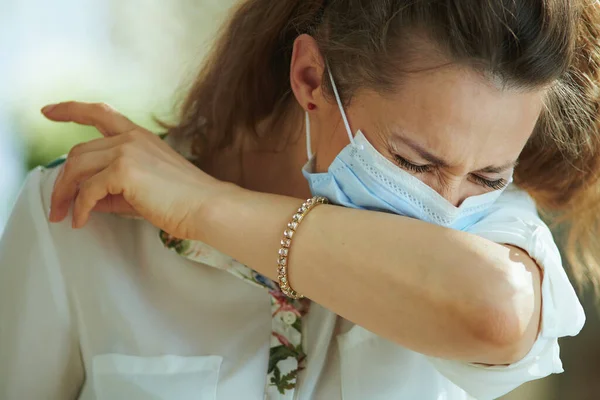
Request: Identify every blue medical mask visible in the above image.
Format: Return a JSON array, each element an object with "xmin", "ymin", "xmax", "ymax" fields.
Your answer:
[{"xmin": 302, "ymin": 69, "xmax": 512, "ymax": 231}]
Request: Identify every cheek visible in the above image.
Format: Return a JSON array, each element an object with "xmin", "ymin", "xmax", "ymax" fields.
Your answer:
[
  {"xmin": 313, "ymin": 98, "xmax": 373, "ymax": 172},
  {"xmin": 314, "ymin": 117, "xmax": 356, "ymax": 172},
  {"xmin": 315, "ymin": 137, "xmax": 347, "ymax": 172}
]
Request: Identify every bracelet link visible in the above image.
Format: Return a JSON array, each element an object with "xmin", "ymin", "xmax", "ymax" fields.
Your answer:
[{"xmin": 277, "ymin": 196, "xmax": 329, "ymax": 299}]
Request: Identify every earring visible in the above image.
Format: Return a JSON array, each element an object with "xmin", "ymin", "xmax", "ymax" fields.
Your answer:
[{"xmin": 307, "ymin": 103, "xmax": 317, "ymax": 111}]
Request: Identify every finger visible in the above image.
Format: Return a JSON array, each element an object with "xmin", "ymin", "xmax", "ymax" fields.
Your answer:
[
  {"xmin": 50, "ymin": 136, "xmax": 127, "ymax": 222},
  {"xmin": 41, "ymin": 101, "xmax": 137, "ymax": 137},
  {"xmin": 51, "ymin": 149, "xmax": 117, "ymax": 222},
  {"xmin": 67, "ymin": 134, "xmax": 129, "ymax": 158},
  {"xmin": 72, "ymin": 164, "xmax": 125, "ymax": 229}
]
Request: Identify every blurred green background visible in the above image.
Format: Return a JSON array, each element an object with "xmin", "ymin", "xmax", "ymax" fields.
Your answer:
[{"xmin": 1, "ymin": 0, "xmax": 599, "ymax": 398}]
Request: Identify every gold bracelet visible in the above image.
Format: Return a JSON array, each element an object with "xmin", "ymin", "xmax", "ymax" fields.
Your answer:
[{"xmin": 277, "ymin": 196, "xmax": 329, "ymax": 299}]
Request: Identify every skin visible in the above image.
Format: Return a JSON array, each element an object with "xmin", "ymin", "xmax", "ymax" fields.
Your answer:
[{"xmin": 44, "ymin": 34, "xmax": 543, "ymax": 365}]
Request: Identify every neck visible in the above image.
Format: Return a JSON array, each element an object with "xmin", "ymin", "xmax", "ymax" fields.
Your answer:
[{"xmin": 204, "ymin": 106, "xmax": 313, "ymax": 199}]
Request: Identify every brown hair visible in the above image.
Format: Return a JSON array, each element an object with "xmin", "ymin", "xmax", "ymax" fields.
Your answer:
[{"xmin": 165, "ymin": 0, "xmax": 600, "ymax": 296}]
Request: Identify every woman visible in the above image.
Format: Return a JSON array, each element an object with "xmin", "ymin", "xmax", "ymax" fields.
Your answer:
[{"xmin": 0, "ymin": 0, "xmax": 597, "ymax": 399}]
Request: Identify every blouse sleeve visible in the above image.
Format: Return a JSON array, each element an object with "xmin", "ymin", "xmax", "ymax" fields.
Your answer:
[
  {"xmin": 0, "ymin": 166, "xmax": 84, "ymax": 399},
  {"xmin": 426, "ymin": 186, "xmax": 586, "ymax": 400}
]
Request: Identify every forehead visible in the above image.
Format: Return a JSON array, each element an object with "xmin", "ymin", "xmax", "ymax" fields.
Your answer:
[{"xmin": 357, "ymin": 65, "xmax": 546, "ymax": 170}]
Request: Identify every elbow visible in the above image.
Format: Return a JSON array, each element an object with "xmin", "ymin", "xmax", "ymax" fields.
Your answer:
[
  {"xmin": 469, "ymin": 304, "xmax": 527, "ymax": 364},
  {"xmin": 465, "ymin": 266, "xmax": 540, "ymax": 365}
]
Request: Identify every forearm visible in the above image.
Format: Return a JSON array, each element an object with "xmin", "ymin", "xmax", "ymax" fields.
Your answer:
[{"xmin": 200, "ymin": 187, "xmax": 533, "ymax": 363}]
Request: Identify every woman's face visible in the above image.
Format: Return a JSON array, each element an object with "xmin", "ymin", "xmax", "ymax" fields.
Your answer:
[{"xmin": 291, "ymin": 36, "xmax": 547, "ymax": 206}]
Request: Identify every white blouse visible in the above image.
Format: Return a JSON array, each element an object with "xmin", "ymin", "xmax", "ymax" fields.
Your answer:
[{"xmin": 0, "ymin": 165, "xmax": 585, "ymax": 400}]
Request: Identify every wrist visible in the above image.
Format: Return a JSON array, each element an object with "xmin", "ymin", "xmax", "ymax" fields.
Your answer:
[{"xmin": 194, "ymin": 180, "xmax": 247, "ymax": 243}]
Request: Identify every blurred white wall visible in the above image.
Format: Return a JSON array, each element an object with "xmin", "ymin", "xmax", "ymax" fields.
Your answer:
[{"xmin": 0, "ymin": 120, "xmax": 24, "ymax": 235}]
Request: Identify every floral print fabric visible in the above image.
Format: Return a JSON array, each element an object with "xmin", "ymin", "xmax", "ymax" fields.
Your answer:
[{"xmin": 159, "ymin": 231, "xmax": 310, "ymax": 399}]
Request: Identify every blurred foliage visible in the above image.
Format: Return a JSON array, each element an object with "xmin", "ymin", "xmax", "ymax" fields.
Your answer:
[{"xmin": 16, "ymin": 108, "xmax": 166, "ymax": 171}]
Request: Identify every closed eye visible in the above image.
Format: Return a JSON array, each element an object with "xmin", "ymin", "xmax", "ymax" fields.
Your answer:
[
  {"xmin": 470, "ymin": 175, "xmax": 508, "ymax": 190},
  {"xmin": 393, "ymin": 155, "xmax": 433, "ymax": 174},
  {"xmin": 393, "ymin": 153, "xmax": 509, "ymax": 191}
]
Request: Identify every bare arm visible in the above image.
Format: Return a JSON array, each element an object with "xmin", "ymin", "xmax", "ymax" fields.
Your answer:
[{"xmin": 200, "ymin": 187, "xmax": 542, "ymax": 365}]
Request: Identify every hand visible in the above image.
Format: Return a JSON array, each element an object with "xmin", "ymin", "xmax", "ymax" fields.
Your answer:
[{"xmin": 43, "ymin": 101, "xmax": 237, "ymax": 239}]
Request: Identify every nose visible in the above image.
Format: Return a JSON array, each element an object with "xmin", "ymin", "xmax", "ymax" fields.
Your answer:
[{"xmin": 438, "ymin": 181, "xmax": 465, "ymax": 207}]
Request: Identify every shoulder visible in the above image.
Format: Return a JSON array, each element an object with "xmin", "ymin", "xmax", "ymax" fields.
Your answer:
[
  {"xmin": 8, "ymin": 158, "xmax": 150, "ymax": 271},
  {"xmin": 1, "ymin": 159, "xmax": 68, "ymax": 259},
  {"xmin": 494, "ymin": 184, "xmax": 539, "ymax": 215},
  {"xmin": 21, "ymin": 156, "xmax": 66, "ymax": 212},
  {"xmin": 472, "ymin": 184, "xmax": 545, "ymax": 236}
]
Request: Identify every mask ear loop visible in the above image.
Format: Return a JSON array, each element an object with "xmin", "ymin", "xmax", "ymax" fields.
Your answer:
[
  {"xmin": 305, "ymin": 63, "xmax": 360, "ymax": 161},
  {"xmin": 326, "ymin": 64, "xmax": 357, "ymax": 147},
  {"xmin": 305, "ymin": 111, "xmax": 313, "ymax": 160}
]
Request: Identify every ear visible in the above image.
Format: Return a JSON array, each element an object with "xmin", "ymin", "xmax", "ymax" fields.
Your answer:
[{"xmin": 290, "ymin": 34, "xmax": 326, "ymax": 111}]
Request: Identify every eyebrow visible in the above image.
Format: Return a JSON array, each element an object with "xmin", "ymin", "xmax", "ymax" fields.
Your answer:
[{"xmin": 390, "ymin": 131, "xmax": 519, "ymax": 174}]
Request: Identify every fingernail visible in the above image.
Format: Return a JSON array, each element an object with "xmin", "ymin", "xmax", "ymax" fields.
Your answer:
[
  {"xmin": 48, "ymin": 206, "xmax": 55, "ymax": 222},
  {"xmin": 42, "ymin": 104, "xmax": 58, "ymax": 114}
]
